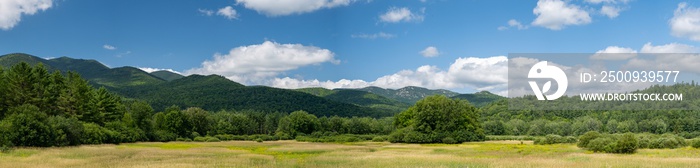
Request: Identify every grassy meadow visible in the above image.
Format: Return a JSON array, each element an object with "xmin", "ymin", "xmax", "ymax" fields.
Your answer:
[{"xmin": 2, "ymin": 140, "xmax": 700, "ymax": 168}]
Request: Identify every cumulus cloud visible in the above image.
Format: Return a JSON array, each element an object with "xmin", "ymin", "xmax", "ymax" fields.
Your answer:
[
  {"xmin": 670, "ymin": 2, "xmax": 700, "ymax": 41},
  {"xmin": 217, "ymin": 6, "xmax": 239, "ymax": 19},
  {"xmin": 235, "ymin": 0, "xmax": 353, "ymax": 16},
  {"xmin": 351, "ymin": 32, "xmax": 396, "ymax": 39},
  {"xmin": 420, "ymin": 46, "xmax": 440, "ymax": 57},
  {"xmin": 271, "ymin": 56, "xmax": 509, "ymax": 95},
  {"xmin": 531, "ymin": 0, "xmax": 591, "ymax": 30},
  {"xmin": 590, "ymin": 46, "xmax": 637, "ymax": 60},
  {"xmin": 103, "ymin": 44, "xmax": 117, "ymax": 50},
  {"xmin": 379, "ymin": 7, "xmax": 424, "ymax": 23},
  {"xmin": 139, "ymin": 67, "xmax": 182, "ymax": 74},
  {"xmin": 0, "ymin": 0, "xmax": 53, "ymax": 30},
  {"xmin": 186, "ymin": 41, "xmax": 339, "ymax": 84}
]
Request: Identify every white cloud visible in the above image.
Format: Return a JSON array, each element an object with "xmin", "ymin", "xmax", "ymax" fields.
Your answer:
[
  {"xmin": 235, "ymin": 0, "xmax": 353, "ymax": 16},
  {"xmin": 531, "ymin": 0, "xmax": 591, "ymax": 30},
  {"xmin": 139, "ymin": 67, "xmax": 182, "ymax": 74},
  {"xmin": 271, "ymin": 56, "xmax": 509, "ymax": 95},
  {"xmin": 103, "ymin": 44, "xmax": 117, "ymax": 50},
  {"xmin": 217, "ymin": 6, "xmax": 239, "ymax": 20},
  {"xmin": 420, "ymin": 46, "xmax": 440, "ymax": 57},
  {"xmin": 0, "ymin": 0, "xmax": 53, "ymax": 30},
  {"xmin": 498, "ymin": 19, "xmax": 528, "ymax": 30},
  {"xmin": 379, "ymin": 7, "xmax": 424, "ymax": 23},
  {"xmin": 186, "ymin": 41, "xmax": 339, "ymax": 84},
  {"xmin": 198, "ymin": 9, "xmax": 214, "ymax": 16},
  {"xmin": 590, "ymin": 46, "xmax": 637, "ymax": 60},
  {"xmin": 351, "ymin": 32, "xmax": 396, "ymax": 39},
  {"xmin": 600, "ymin": 5, "xmax": 621, "ymax": 18},
  {"xmin": 115, "ymin": 51, "xmax": 131, "ymax": 58},
  {"xmin": 640, "ymin": 42, "xmax": 698, "ymax": 53},
  {"xmin": 670, "ymin": 2, "xmax": 700, "ymax": 41}
]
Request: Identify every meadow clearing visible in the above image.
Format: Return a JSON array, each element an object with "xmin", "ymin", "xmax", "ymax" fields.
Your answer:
[{"xmin": 1, "ymin": 140, "xmax": 699, "ymax": 168}]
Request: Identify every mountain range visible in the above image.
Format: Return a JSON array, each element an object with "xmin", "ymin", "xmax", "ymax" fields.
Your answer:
[{"xmin": 0, "ymin": 53, "xmax": 504, "ymax": 117}]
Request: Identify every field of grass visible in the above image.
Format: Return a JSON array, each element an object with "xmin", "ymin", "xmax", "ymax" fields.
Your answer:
[{"xmin": 1, "ymin": 140, "xmax": 699, "ymax": 168}]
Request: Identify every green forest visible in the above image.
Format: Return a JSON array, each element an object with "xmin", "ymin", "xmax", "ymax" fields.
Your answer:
[{"xmin": 1, "ymin": 62, "xmax": 700, "ymax": 155}]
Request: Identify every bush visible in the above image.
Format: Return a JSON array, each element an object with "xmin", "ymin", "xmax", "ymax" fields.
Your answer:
[
  {"xmin": 577, "ymin": 131, "xmax": 601, "ymax": 148},
  {"xmin": 614, "ymin": 133, "xmax": 638, "ymax": 154},
  {"xmin": 256, "ymin": 138, "xmax": 263, "ymax": 143},
  {"xmin": 442, "ymin": 137, "xmax": 458, "ymax": 144},
  {"xmin": 372, "ymin": 136, "xmax": 387, "ymax": 142},
  {"xmin": 81, "ymin": 123, "xmax": 118, "ymax": 144},
  {"xmin": 587, "ymin": 137, "xmax": 615, "ymax": 153},
  {"xmin": 153, "ymin": 130, "xmax": 177, "ymax": 142},
  {"xmin": 691, "ymin": 139, "xmax": 700, "ymax": 148},
  {"xmin": 194, "ymin": 136, "xmax": 221, "ymax": 142}
]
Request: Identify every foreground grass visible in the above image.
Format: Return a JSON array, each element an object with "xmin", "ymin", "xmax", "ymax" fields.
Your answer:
[{"xmin": 1, "ymin": 140, "xmax": 699, "ymax": 168}]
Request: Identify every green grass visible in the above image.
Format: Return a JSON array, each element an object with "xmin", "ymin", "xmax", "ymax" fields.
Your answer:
[{"xmin": 1, "ymin": 140, "xmax": 699, "ymax": 168}]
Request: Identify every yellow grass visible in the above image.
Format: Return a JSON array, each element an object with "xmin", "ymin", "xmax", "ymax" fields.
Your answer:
[{"xmin": 1, "ymin": 140, "xmax": 699, "ymax": 168}]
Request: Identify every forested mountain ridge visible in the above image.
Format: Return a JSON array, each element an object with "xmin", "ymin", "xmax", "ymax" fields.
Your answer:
[
  {"xmin": 451, "ymin": 91, "xmax": 506, "ymax": 107},
  {"xmin": 358, "ymin": 86, "xmax": 459, "ymax": 104},
  {"xmin": 295, "ymin": 88, "xmax": 411, "ymax": 114},
  {"xmin": 150, "ymin": 70, "xmax": 184, "ymax": 81},
  {"xmin": 0, "ymin": 53, "xmax": 166, "ymax": 88}
]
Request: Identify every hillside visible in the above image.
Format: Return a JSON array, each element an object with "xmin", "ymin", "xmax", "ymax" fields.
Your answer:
[
  {"xmin": 122, "ymin": 75, "xmax": 388, "ymax": 117},
  {"xmin": 296, "ymin": 88, "xmax": 411, "ymax": 113},
  {"xmin": 0, "ymin": 53, "xmax": 166, "ymax": 88},
  {"xmin": 151, "ymin": 70, "xmax": 184, "ymax": 81},
  {"xmin": 451, "ymin": 91, "xmax": 505, "ymax": 107},
  {"xmin": 358, "ymin": 86, "xmax": 459, "ymax": 104}
]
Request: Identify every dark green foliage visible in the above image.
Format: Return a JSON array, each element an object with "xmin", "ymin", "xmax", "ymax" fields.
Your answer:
[
  {"xmin": 615, "ymin": 133, "xmax": 638, "ymax": 154},
  {"xmin": 577, "ymin": 131, "xmax": 602, "ymax": 148},
  {"xmin": 162, "ymin": 107, "xmax": 192, "ymax": 138},
  {"xmin": 48, "ymin": 116, "xmax": 84, "ymax": 146},
  {"xmin": 3, "ymin": 104, "xmax": 55, "ymax": 147},
  {"xmin": 587, "ymin": 137, "xmax": 616, "ymax": 153},
  {"xmin": 451, "ymin": 91, "xmax": 505, "ymax": 107},
  {"xmin": 483, "ymin": 121, "xmax": 506, "ymax": 135},
  {"xmin": 183, "ymin": 107, "xmax": 211, "ymax": 136},
  {"xmin": 391, "ymin": 95, "xmax": 485, "ymax": 143},
  {"xmin": 193, "ymin": 136, "xmax": 220, "ymax": 142},
  {"xmin": 80, "ymin": 123, "xmax": 117, "ymax": 144},
  {"xmin": 277, "ymin": 111, "xmax": 320, "ymax": 137},
  {"xmin": 691, "ymin": 138, "xmax": 700, "ymax": 148}
]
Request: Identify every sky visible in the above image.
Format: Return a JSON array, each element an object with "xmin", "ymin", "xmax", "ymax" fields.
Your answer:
[{"xmin": 1, "ymin": 0, "xmax": 700, "ymax": 95}]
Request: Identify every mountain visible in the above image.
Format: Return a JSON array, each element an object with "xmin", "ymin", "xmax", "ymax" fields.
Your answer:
[
  {"xmin": 357, "ymin": 86, "xmax": 460, "ymax": 104},
  {"xmin": 0, "ymin": 53, "xmax": 406, "ymax": 117},
  {"xmin": 0, "ymin": 53, "xmax": 166, "ymax": 88},
  {"xmin": 296, "ymin": 88, "xmax": 410, "ymax": 114},
  {"xmin": 122, "ymin": 75, "xmax": 387, "ymax": 117},
  {"xmin": 151, "ymin": 70, "xmax": 184, "ymax": 81},
  {"xmin": 451, "ymin": 91, "xmax": 505, "ymax": 107}
]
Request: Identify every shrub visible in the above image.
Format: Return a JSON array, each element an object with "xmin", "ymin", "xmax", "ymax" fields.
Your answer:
[
  {"xmin": 256, "ymin": 138, "xmax": 263, "ymax": 143},
  {"xmin": 613, "ymin": 133, "xmax": 638, "ymax": 154},
  {"xmin": 587, "ymin": 137, "xmax": 615, "ymax": 153},
  {"xmin": 372, "ymin": 136, "xmax": 387, "ymax": 142},
  {"xmin": 442, "ymin": 137, "xmax": 458, "ymax": 144},
  {"xmin": 691, "ymin": 139, "xmax": 700, "ymax": 148},
  {"xmin": 577, "ymin": 131, "xmax": 601, "ymax": 148},
  {"xmin": 205, "ymin": 137, "xmax": 220, "ymax": 142},
  {"xmin": 152, "ymin": 130, "xmax": 177, "ymax": 142}
]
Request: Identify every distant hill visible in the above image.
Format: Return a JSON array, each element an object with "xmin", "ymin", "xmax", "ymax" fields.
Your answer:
[
  {"xmin": 0, "ymin": 53, "xmax": 165, "ymax": 88},
  {"xmin": 122, "ymin": 75, "xmax": 387, "ymax": 117},
  {"xmin": 151, "ymin": 70, "xmax": 184, "ymax": 81},
  {"xmin": 0, "ymin": 53, "xmax": 421, "ymax": 117},
  {"xmin": 451, "ymin": 91, "xmax": 505, "ymax": 107},
  {"xmin": 357, "ymin": 86, "xmax": 459, "ymax": 104},
  {"xmin": 296, "ymin": 88, "xmax": 410, "ymax": 114}
]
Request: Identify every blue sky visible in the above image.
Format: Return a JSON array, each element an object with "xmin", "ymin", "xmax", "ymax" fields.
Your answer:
[{"xmin": 1, "ymin": 0, "xmax": 699, "ymax": 94}]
